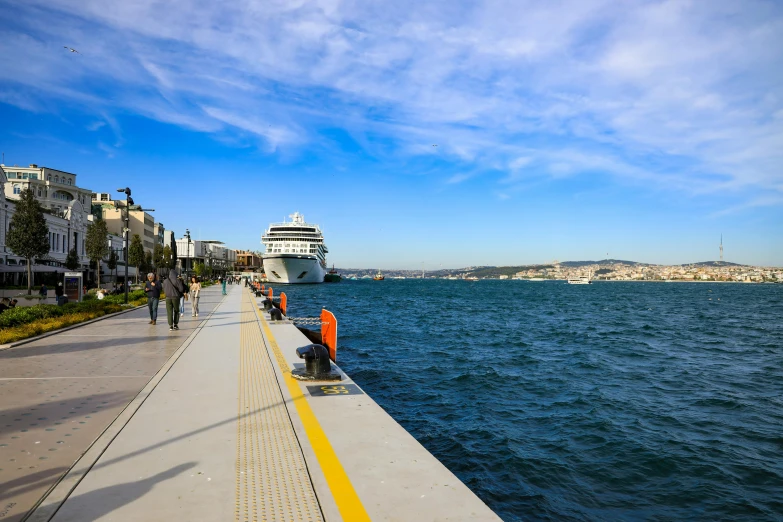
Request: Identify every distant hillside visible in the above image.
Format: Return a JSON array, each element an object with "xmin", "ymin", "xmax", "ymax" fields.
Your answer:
[
  {"xmin": 560, "ymin": 259, "xmax": 647, "ymax": 267},
  {"xmin": 685, "ymin": 261, "xmax": 745, "ymax": 267},
  {"xmin": 465, "ymin": 265, "xmax": 554, "ymax": 278}
]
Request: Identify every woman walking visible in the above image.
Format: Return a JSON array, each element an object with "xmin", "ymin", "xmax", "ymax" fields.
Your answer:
[
  {"xmin": 190, "ymin": 276, "xmax": 201, "ymax": 317},
  {"xmin": 220, "ymin": 276, "xmax": 227, "ymax": 295}
]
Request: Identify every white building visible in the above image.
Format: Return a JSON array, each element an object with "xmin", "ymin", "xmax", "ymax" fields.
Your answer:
[
  {"xmin": 175, "ymin": 238, "xmax": 237, "ymax": 275},
  {"xmin": 0, "ymin": 165, "xmax": 90, "ymax": 281}
]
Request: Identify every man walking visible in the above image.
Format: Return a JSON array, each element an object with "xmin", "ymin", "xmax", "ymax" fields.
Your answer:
[
  {"xmin": 144, "ymin": 273, "xmax": 161, "ymax": 325},
  {"xmin": 162, "ymin": 269, "xmax": 186, "ymax": 331}
]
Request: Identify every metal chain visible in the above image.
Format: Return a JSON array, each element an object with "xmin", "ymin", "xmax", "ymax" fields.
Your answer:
[{"xmin": 287, "ymin": 317, "xmax": 328, "ymax": 325}]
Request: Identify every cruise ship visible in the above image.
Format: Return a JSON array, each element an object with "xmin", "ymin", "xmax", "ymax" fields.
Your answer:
[{"xmin": 261, "ymin": 212, "xmax": 328, "ymax": 284}]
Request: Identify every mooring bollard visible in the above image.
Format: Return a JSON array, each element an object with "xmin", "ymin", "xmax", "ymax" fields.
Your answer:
[{"xmin": 292, "ymin": 344, "xmax": 341, "ymax": 381}]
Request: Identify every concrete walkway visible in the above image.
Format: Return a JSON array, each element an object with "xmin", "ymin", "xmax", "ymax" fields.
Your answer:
[
  {"xmin": 10, "ymin": 284, "xmax": 500, "ymax": 522},
  {"xmin": 0, "ymin": 286, "xmax": 226, "ymax": 522}
]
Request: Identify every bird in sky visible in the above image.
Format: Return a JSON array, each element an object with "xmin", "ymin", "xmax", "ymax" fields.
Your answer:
[
  {"xmin": 63, "ymin": 46, "xmax": 80, "ymax": 54},
  {"xmin": 432, "ymin": 144, "xmax": 438, "ymax": 147}
]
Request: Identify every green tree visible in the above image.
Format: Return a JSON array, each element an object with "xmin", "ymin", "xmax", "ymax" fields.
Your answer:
[
  {"xmin": 6, "ymin": 188, "xmax": 49, "ymax": 295},
  {"xmin": 86, "ymin": 219, "xmax": 109, "ymax": 287},
  {"xmin": 143, "ymin": 250, "xmax": 153, "ymax": 275},
  {"xmin": 162, "ymin": 245, "xmax": 173, "ymax": 269},
  {"xmin": 65, "ymin": 248, "xmax": 80, "ymax": 270},
  {"xmin": 128, "ymin": 234, "xmax": 145, "ymax": 283},
  {"xmin": 153, "ymin": 243, "xmax": 164, "ymax": 269},
  {"xmin": 107, "ymin": 249, "xmax": 118, "ymax": 285},
  {"xmin": 169, "ymin": 231, "xmax": 178, "ymax": 266},
  {"xmin": 193, "ymin": 261, "xmax": 206, "ymax": 277}
]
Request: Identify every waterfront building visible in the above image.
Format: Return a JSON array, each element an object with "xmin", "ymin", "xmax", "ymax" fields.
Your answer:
[
  {"xmin": 153, "ymin": 222, "xmax": 165, "ymax": 248},
  {"xmin": 98, "ymin": 232, "xmax": 129, "ymax": 285},
  {"xmin": 0, "ymin": 165, "xmax": 91, "ymax": 283},
  {"xmin": 235, "ymin": 250, "xmax": 262, "ymax": 271},
  {"xmin": 92, "ymin": 192, "xmax": 156, "ymax": 254},
  {"xmin": 175, "ymin": 238, "xmax": 237, "ymax": 275},
  {"xmin": 3, "ymin": 164, "xmax": 92, "ymax": 218}
]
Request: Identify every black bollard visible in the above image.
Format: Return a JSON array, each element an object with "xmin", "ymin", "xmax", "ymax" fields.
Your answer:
[
  {"xmin": 292, "ymin": 344, "xmax": 340, "ymax": 381},
  {"xmin": 269, "ymin": 307, "xmax": 283, "ymax": 321}
]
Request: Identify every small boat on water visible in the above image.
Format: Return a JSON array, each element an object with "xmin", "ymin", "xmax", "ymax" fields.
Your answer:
[
  {"xmin": 373, "ymin": 270, "xmax": 385, "ymax": 281},
  {"xmin": 567, "ymin": 271, "xmax": 592, "ymax": 284},
  {"xmin": 324, "ymin": 265, "xmax": 341, "ymax": 283}
]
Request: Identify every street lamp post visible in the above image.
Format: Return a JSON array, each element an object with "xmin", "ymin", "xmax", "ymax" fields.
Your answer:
[
  {"xmin": 185, "ymin": 229, "xmax": 192, "ymax": 279},
  {"xmin": 116, "ymin": 187, "xmax": 133, "ymax": 304},
  {"xmin": 115, "ymin": 187, "xmax": 155, "ymax": 302}
]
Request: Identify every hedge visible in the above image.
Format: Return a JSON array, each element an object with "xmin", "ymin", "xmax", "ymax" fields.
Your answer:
[{"xmin": 0, "ymin": 292, "xmax": 148, "ymax": 344}]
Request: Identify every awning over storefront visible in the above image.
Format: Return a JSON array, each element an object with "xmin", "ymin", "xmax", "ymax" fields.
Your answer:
[{"xmin": 0, "ymin": 264, "xmax": 69, "ymax": 273}]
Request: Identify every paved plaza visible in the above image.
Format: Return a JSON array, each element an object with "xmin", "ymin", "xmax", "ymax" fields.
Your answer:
[{"xmin": 0, "ymin": 287, "xmax": 226, "ymax": 522}]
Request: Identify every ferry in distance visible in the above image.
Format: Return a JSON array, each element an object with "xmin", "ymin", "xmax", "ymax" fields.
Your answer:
[
  {"xmin": 567, "ymin": 272, "xmax": 593, "ymax": 285},
  {"xmin": 261, "ymin": 212, "xmax": 328, "ymax": 284}
]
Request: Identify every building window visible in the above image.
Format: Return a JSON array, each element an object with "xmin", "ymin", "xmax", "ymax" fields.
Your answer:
[
  {"xmin": 38, "ymin": 188, "xmax": 42, "ymax": 197},
  {"xmin": 55, "ymin": 176, "xmax": 59, "ymax": 183},
  {"xmin": 68, "ymin": 179, "xmax": 72, "ymax": 185},
  {"xmin": 47, "ymin": 175, "xmax": 51, "ymax": 181},
  {"xmin": 13, "ymin": 185, "xmax": 20, "ymax": 194}
]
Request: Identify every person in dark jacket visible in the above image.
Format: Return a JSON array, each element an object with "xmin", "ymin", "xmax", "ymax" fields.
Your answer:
[
  {"xmin": 162, "ymin": 269, "xmax": 186, "ymax": 331},
  {"xmin": 144, "ymin": 272, "xmax": 161, "ymax": 325},
  {"xmin": 55, "ymin": 282, "xmax": 65, "ymax": 305}
]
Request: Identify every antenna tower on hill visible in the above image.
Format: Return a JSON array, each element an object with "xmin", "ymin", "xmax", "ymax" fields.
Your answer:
[{"xmin": 720, "ymin": 234, "xmax": 724, "ymax": 262}]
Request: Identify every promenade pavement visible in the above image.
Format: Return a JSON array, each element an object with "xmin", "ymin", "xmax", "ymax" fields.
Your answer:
[
  {"xmin": 0, "ymin": 286, "xmax": 226, "ymax": 522},
  {"xmin": 4, "ymin": 283, "xmax": 501, "ymax": 522}
]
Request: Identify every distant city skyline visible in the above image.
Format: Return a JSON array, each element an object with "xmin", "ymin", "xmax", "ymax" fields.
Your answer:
[{"xmin": 1, "ymin": 0, "xmax": 781, "ymax": 268}]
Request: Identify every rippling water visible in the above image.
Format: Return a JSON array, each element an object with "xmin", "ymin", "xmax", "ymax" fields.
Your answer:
[{"xmin": 278, "ymin": 280, "xmax": 783, "ymax": 521}]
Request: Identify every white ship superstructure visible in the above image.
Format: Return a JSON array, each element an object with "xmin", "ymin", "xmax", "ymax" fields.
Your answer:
[{"xmin": 262, "ymin": 212, "xmax": 328, "ymax": 284}]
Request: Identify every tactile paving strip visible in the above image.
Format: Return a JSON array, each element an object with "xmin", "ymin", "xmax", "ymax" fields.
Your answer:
[{"xmin": 236, "ymin": 293, "xmax": 323, "ymax": 522}]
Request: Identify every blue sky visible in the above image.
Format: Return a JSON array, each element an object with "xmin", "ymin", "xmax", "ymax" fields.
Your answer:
[{"xmin": 1, "ymin": 0, "xmax": 781, "ymax": 268}]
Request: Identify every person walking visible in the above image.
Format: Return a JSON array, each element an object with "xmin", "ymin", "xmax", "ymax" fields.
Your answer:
[
  {"xmin": 177, "ymin": 274, "xmax": 187, "ymax": 315},
  {"xmin": 220, "ymin": 276, "xmax": 227, "ymax": 295},
  {"xmin": 189, "ymin": 276, "xmax": 201, "ymax": 317},
  {"xmin": 162, "ymin": 269, "xmax": 186, "ymax": 331},
  {"xmin": 144, "ymin": 272, "xmax": 161, "ymax": 325},
  {"xmin": 39, "ymin": 283, "xmax": 48, "ymax": 300},
  {"xmin": 55, "ymin": 282, "xmax": 65, "ymax": 305}
]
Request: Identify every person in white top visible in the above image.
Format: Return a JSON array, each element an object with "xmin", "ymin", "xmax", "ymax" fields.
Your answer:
[{"xmin": 189, "ymin": 276, "xmax": 202, "ymax": 317}]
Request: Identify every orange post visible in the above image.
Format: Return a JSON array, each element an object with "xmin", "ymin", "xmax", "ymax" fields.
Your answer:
[
  {"xmin": 280, "ymin": 292, "xmax": 287, "ymax": 315},
  {"xmin": 320, "ymin": 309, "xmax": 337, "ymax": 362}
]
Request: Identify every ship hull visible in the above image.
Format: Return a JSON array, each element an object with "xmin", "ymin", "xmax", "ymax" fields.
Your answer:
[{"xmin": 262, "ymin": 255, "xmax": 326, "ymax": 284}]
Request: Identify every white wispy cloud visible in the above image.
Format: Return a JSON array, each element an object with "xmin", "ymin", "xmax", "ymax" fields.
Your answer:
[{"xmin": 0, "ymin": 0, "xmax": 781, "ymax": 207}]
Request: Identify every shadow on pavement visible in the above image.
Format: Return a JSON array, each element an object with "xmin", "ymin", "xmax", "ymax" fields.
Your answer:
[
  {"xmin": 0, "ymin": 390, "xmax": 134, "ymax": 440},
  {"xmin": 0, "ymin": 335, "xmax": 184, "ymax": 360},
  {"xmin": 51, "ymin": 462, "xmax": 197, "ymax": 521}
]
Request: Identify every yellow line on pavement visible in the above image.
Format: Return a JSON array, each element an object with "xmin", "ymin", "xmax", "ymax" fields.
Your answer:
[{"xmin": 252, "ymin": 299, "xmax": 371, "ymax": 522}]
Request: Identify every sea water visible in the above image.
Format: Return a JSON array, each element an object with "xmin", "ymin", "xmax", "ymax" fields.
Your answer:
[{"xmin": 278, "ymin": 280, "xmax": 783, "ymax": 521}]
